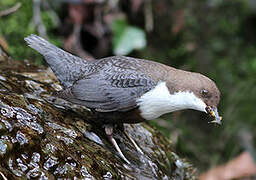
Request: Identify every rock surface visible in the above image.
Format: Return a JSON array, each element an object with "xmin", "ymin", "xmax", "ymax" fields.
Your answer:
[{"xmin": 0, "ymin": 51, "xmax": 196, "ymax": 179}]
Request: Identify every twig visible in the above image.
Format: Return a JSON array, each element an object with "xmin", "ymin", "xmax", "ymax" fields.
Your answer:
[
  {"xmin": 32, "ymin": 0, "xmax": 48, "ymax": 39},
  {"xmin": 0, "ymin": 2, "xmax": 22, "ymax": 17},
  {"xmin": 0, "ymin": 171, "xmax": 7, "ymax": 180},
  {"xmin": 0, "ymin": 36, "xmax": 10, "ymax": 57},
  {"xmin": 144, "ymin": 0, "xmax": 153, "ymax": 32}
]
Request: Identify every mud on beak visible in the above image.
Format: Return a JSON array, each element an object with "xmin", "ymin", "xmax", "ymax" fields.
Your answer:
[{"xmin": 205, "ymin": 106, "xmax": 222, "ymax": 125}]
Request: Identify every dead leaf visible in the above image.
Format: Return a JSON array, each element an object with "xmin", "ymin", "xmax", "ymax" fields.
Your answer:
[{"xmin": 200, "ymin": 152, "xmax": 256, "ymax": 180}]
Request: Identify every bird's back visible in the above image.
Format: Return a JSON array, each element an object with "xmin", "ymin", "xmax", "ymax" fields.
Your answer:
[{"xmin": 25, "ymin": 35, "xmax": 172, "ymax": 87}]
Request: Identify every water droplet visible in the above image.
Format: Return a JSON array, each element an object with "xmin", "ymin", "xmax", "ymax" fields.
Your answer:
[
  {"xmin": 103, "ymin": 171, "xmax": 112, "ymax": 179},
  {"xmin": 31, "ymin": 152, "xmax": 40, "ymax": 163},
  {"xmin": 43, "ymin": 157, "xmax": 58, "ymax": 170},
  {"xmin": 26, "ymin": 167, "xmax": 40, "ymax": 178},
  {"xmin": 65, "ymin": 129, "xmax": 78, "ymax": 138},
  {"xmin": 54, "ymin": 162, "xmax": 75, "ymax": 175},
  {"xmin": 28, "ymin": 104, "xmax": 40, "ymax": 115},
  {"xmin": 16, "ymin": 158, "xmax": 28, "ymax": 172},
  {"xmin": 16, "ymin": 158, "xmax": 23, "ymax": 164},
  {"xmin": 39, "ymin": 171, "xmax": 48, "ymax": 180},
  {"xmin": 29, "ymin": 161, "xmax": 40, "ymax": 169},
  {"xmin": 11, "ymin": 137, "xmax": 17, "ymax": 143},
  {"xmin": 81, "ymin": 166, "xmax": 92, "ymax": 178},
  {"xmin": 54, "ymin": 165, "xmax": 65, "ymax": 175},
  {"xmin": 19, "ymin": 164, "xmax": 28, "ymax": 172},
  {"xmin": 21, "ymin": 154, "xmax": 28, "ymax": 160},
  {"xmin": 30, "ymin": 121, "xmax": 44, "ymax": 134},
  {"xmin": 0, "ymin": 139, "xmax": 7, "ymax": 155},
  {"xmin": 1, "ymin": 106, "xmax": 14, "ymax": 118},
  {"xmin": 71, "ymin": 162, "xmax": 76, "ymax": 167},
  {"xmin": 16, "ymin": 131, "xmax": 28, "ymax": 145},
  {"xmin": 0, "ymin": 119, "xmax": 13, "ymax": 132},
  {"xmin": 57, "ymin": 135, "xmax": 73, "ymax": 145},
  {"xmin": 45, "ymin": 143, "xmax": 56, "ymax": 153}
]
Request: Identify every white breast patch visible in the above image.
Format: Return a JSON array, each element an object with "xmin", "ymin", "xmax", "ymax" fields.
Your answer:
[{"xmin": 136, "ymin": 82, "xmax": 207, "ymax": 120}]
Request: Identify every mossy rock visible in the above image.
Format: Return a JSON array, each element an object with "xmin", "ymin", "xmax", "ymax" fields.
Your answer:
[{"xmin": 0, "ymin": 52, "xmax": 197, "ymax": 179}]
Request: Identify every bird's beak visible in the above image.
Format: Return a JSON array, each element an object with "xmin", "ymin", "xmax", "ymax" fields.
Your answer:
[{"xmin": 205, "ymin": 106, "xmax": 222, "ymax": 125}]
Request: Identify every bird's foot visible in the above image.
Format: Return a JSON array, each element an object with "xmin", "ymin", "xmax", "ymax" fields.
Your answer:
[{"xmin": 104, "ymin": 124, "xmax": 130, "ymax": 164}]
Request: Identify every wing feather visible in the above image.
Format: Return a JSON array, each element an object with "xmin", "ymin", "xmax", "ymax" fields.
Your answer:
[
  {"xmin": 69, "ymin": 72, "xmax": 156, "ymax": 112},
  {"xmin": 57, "ymin": 56, "xmax": 157, "ymax": 112}
]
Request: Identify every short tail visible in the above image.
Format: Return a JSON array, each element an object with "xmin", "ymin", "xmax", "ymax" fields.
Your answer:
[
  {"xmin": 25, "ymin": 34, "xmax": 88, "ymax": 88},
  {"xmin": 25, "ymin": 34, "xmax": 57, "ymax": 56}
]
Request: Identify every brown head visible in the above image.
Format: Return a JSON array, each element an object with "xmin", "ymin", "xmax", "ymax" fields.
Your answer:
[{"xmin": 165, "ymin": 69, "xmax": 222, "ymax": 124}]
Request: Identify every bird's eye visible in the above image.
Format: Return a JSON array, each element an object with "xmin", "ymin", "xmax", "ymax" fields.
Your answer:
[{"xmin": 201, "ymin": 89, "xmax": 209, "ymax": 96}]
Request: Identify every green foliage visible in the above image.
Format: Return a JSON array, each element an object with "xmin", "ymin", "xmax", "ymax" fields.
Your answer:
[
  {"xmin": 112, "ymin": 18, "xmax": 146, "ymax": 55},
  {"xmin": 0, "ymin": 0, "xmax": 59, "ymax": 64},
  {"xmin": 0, "ymin": 0, "xmax": 17, "ymax": 7},
  {"xmin": 0, "ymin": 0, "xmax": 33, "ymax": 59}
]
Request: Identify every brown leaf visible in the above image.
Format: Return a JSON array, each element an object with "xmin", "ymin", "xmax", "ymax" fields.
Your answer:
[{"xmin": 200, "ymin": 152, "xmax": 256, "ymax": 180}]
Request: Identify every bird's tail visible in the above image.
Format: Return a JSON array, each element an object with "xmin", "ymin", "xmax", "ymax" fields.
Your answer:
[
  {"xmin": 25, "ymin": 35, "xmax": 57, "ymax": 56},
  {"xmin": 24, "ymin": 34, "xmax": 88, "ymax": 88}
]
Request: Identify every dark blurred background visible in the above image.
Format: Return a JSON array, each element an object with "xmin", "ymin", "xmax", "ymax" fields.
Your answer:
[{"xmin": 1, "ymin": 0, "xmax": 256, "ymax": 178}]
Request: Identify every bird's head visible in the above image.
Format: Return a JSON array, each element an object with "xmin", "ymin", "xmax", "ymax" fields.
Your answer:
[
  {"xmin": 137, "ymin": 68, "xmax": 222, "ymax": 123},
  {"xmin": 173, "ymin": 71, "xmax": 222, "ymax": 124}
]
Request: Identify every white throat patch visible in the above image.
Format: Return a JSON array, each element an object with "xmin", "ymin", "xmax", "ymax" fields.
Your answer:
[{"xmin": 137, "ymin": 82, "xmax": 207, "ymax": 120}]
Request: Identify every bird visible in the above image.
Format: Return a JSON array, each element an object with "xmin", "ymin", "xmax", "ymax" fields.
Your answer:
[{"xmin": 25, "ymin": 34, "xmax": 222, "ymax": 164}]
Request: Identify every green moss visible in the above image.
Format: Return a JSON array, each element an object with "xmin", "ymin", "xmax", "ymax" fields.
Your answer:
[{"xmin": 0, "ymin": 0, "xmax": 60, "ymax": 64}]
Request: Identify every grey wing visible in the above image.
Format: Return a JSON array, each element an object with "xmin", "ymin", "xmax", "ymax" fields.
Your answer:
[{"xmin": 64, "ymin": 72, "xmax": 156, "ymax": 112}]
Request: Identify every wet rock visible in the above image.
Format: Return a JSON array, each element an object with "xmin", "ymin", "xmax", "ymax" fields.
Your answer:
[{"xmin": 0, "ymin": 57, "xmax": 197, "ymax": 179}]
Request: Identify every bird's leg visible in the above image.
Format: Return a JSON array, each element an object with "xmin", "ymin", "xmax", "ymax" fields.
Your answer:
[
  {"xmin": 118, "ymin": 124, "xmax": 143, "ymax": 154},
  {"xmin": 104, "ymin": 124, "xmax": 130, "ymax": 164},
  {"xmin": 124, "ymin": 130, "xmax": 144, "ymax": 154}
]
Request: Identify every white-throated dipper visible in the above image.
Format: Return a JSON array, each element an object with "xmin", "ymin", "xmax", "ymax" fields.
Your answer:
[{"xmin": 25, "ymin": 34, "xmax": 222, "ymax": 164}]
